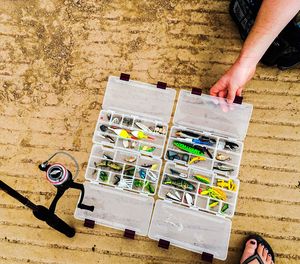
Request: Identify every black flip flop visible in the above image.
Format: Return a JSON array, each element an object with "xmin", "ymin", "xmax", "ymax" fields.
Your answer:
[{"xmin": 241, "ymin": 234, "xmax": 275, "ymax": 264}]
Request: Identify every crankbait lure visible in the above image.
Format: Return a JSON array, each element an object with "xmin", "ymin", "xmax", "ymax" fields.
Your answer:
[
  {"xmin": 140, "ymin": 145, "xmax": 156, "ymax": 152},
  {"xmin": 170, "ymin": 168, "xmax": 187, "ymax": 178},
  {"xmin": 173, "ymin": 141, "xmax": 205, "ymax": 156},
  {"xmin": 189, "ymin": 156, "xmax": 206, "ymax": 165},
  {"xmin": 213, "ymin": 164, "xmax": 234, "ymax": 172},
  {"xmin": 179, "ymin": 137, "xmax": 213, "ymax": 146},
  {"xmin": 94, "ymin": 161, "xmax": 123, "ymax": 171},
  {"xmin": 163, "ymin": 176, "xmax": 195, "ymax": 192},
  {"xmin": 139, "ymin": 169, "xmax": 147, "ymax": 179},
  {"xmin": 225, "ymin": 141, "xmax": 239, "ymax": 151},
  {"xmin": 194, "ymin": 175, "xmax": 210, "ymax": 184},
  {"xmin": 175, "ymin": 130, "xmax": 199, "ymax": 139},
  {"xmin": 216, "ymin": 179, "xmax": 236, "ymax": 191},
  {"xmin": 133, "ymin": 179, "xmax": 144, "ymax": 188},
  {"xmin": 216, "ymin": 153, "xmax": 231, "ymax": 161},
  {"xmin": 124, "ymin": 166, "xmax": 135, "ymax": 176},
  {"xmin": 166, "ymin": 190, "xmax": 181, "ymax": 201},
  {"xmin": 131, "ymin": 130, "xmax": 154, "ymax": 141},
  {"xmin": 99, "ymin": 134, "xmax": 115, "ymax": 143}
]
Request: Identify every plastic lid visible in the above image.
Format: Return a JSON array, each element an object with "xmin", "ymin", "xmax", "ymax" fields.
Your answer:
[
  {"xmin": 74, "ymin": 183, "xmax": 154, "ymax": 236},
  {"xmin": 102, "ymin": 76, "xmax": 176, "ymax": 123},
  {"xmin": 148, "ymin": 200, "xmax": 231, "ymax": 261},
  {"xmin": 174, "ymin": 90, "xmax": 253, "ymax": 140}
]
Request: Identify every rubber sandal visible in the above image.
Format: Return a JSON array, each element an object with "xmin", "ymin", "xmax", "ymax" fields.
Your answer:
[{"xmin": 241, "ymin": 234, "xmax": 275, "ymax": 264}]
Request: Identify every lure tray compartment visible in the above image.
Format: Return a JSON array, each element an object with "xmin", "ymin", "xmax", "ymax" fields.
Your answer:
[
  {"xmin": 74, "ymin": 75, "xmax": 176, "ymax": 237},
  {"xmin": 149, "ymin": 90, "xmax": 253, "ymax": 260}
]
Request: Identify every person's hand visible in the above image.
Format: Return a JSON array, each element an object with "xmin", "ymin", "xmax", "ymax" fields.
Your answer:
[{"xmin": 210, "ymin": 59, "xmax": 256, "ymax": 104}]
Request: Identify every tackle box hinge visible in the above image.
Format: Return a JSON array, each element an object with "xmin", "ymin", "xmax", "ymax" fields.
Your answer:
[
  {"xmin": 233, "ymin": 95, "xmax": 243, "ymax": 104},
  {"xmin": 191, "ymin": 88, "xmax": 202, "ymax": 96},
  {"xmin": 120, "ymin": 73, "xmax": 130, "ymax": 81},
  {"xmin": 84, "ymin": 219, "xmax": 95, "ymax": 229},
  {"xmin": 201, "ymin": 252, "xmax": 214, "ymax": 263},
  {"xmin": 158, "ymin": 239, "xmax": 170, "ymax": 249},
  {"xmin": 156, "ymin": 81, "xmax": 167, "ymax": 90},
  {"xmin": 124, "ymin": 229, "xmax": 135, "ymax": 239}
]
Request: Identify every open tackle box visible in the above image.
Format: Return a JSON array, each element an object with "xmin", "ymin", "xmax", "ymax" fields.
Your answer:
[
  {"xmin": 148, "ymin": 89, "xmax": 253, "ymax": 261},
  {"xmin": 74, "ymin": 74, "xmax": 176, "ymax": 236}
]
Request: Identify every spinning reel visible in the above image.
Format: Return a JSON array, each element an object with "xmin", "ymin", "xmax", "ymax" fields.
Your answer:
[{"xmin": 0, "ymin": 152, "xmax": 94, "ymax": 237}]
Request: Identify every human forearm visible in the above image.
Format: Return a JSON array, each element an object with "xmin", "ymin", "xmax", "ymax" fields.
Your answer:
[{"xmin": 237, "ymin": 0, "xmax": 300, "ymax": 67}]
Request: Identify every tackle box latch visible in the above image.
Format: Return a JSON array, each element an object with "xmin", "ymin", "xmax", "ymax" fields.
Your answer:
[
  {"xmin": 233, "ymin": 95, "xmax": 243, "ymax": 104},
  {"xmin": 201, "ymin": 252, "xmax": 214, "ymax": 263},
  {"xmin": 191, "ymin": 88, "xmax": 202, "ymax": 96},
  {"xmin": 84, "ymin": 218, "xmax": 95, "ymax": 229},
  {"xmin": 158, "ymin": 239, "xmax": 170, "ymax": 249},
  {"xmin": 157, "ymin": 81, "xmax": 167, "ymax": 90},
  {"xmin": 120, "ymin": 73, "xmax": 130, "ymax": 81},
  {"xmin": 124, "ymin": 229, "xmax": 135, "ymax": 239}
]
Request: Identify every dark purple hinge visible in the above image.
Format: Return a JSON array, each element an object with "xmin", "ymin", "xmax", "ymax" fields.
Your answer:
[
  {"xmin": 191, "ymin": 88, "xmax": 202, "ymax": 96},
  {"xmin": 84, "ymin": 219, "xmax": 95, "ymax": 229},
  {"xmin": 120, "ymin": 73, "xmax": 130, "ymax": 81},
  {"xmin": 157, "ymin": 81, "xmax": 167, "ymax": 89},
  {"xmin": 233, "ymin": 95, "xmax": 243, "ymax": 104},
  {"xmin": 124, "ymin": 229, "xmax": 135, "ymax": 239},
  {"xmin": 158, "ymin": 239, "xmax": 170, "ymax": 249},
  {"xmin": 201, "ymin": 252, "xmax": 214, "ymax": 263}
]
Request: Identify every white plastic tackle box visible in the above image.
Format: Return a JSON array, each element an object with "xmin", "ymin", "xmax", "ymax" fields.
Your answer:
[
  {"xmin": 74, "ymin": 75, "xmax": 253, "ymax": 262},
  {"xmin": 74, "ymin": 74, "xmax": 176, "ymax": 236},
  {"xmin": 149, "ymin": 89, "xmax": 253, "ymax": 260}
]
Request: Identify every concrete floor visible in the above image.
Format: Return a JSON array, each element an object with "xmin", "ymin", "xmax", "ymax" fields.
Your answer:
[{"xmin": 0, "ymin": 0, "xmax": 299, "ymax": 263}]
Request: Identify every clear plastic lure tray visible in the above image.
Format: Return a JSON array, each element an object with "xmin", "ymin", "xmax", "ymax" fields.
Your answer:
[
  {"xmin": 164, "ymin": 126, "xmax": 243, "ymax": 179},
  {"xmin": 86, "ymin": 144, "xmax": 162, "ymax": 196},
  {"xmin": 93, "ymin": 110, "xmax": 168, "ymax": 158},
  {"xmin": 159, "ymin": 162, "xmax": 240, "ymax": 217}
]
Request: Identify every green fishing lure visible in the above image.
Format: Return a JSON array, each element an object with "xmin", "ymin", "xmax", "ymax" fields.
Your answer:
[
  {"xmin": 173, "ymin": 141, "xmax": 205, "ymax": 156},
  {"xmin": 163, "ymin": 176, "xmax": 195, "ymax": 192}
]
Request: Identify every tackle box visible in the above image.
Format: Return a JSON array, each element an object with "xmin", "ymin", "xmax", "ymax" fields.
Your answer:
[
  {"xmin": 148, "ymin": 89, "xmax": 253, "ymax": 260},
  {"xmin": 74, "ymin": 74, "xmax": 176, "ymax": 236}
]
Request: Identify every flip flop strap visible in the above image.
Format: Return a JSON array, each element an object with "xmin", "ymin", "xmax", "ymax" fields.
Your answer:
[{"xmin": 242, "ymin": 253, "xmax": 265, "ymax": 264}]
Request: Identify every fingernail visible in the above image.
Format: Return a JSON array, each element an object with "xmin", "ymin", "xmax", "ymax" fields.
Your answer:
[{"xmin": 250, "ymin": 240, "xmax": 256, "ymax": 245}]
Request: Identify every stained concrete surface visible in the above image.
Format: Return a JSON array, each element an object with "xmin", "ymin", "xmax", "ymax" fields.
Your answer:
[{"xmin": 0, "ymin": 0, "xmax": 300, "ymax": 263}]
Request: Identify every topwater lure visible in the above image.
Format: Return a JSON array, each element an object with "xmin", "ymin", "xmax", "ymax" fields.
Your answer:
[
  {"xmin": 173, "ymin": 141, "xmax": 205, "ymax": 156},
  {"xmin": 131, "ymin": 130, "xmax": 154, "ymax": 141},
  {"xmin": 163, "ymin": 176, "xmax": 195, "ymax": 192}
]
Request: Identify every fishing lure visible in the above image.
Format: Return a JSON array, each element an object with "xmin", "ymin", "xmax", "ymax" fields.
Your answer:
[
  {"xmin": 124, "ymin": 156, "xmax": 137, "ymax": 163},
  {"xmin": 99, "ymin": 134, "xmax": 115, "ymax": 143},
  {"xmin": 145, "ymin": 181, "xmax": 155, "ymax": 194},
  {"xmin": 216, "ymin": 153, "xmax": 231, "ymax": 161},
  {"xmin": 133, "ymin": 179, "xmax": 144, "ymax": 188},
  {"xmin": 140, "ymin": 145, "xmax": 156, "ymax": 152},
  {"xmin": 135, "ymin": 122, "xmax": 152, "ymax": 133},
  {"xmin": 109, "ymin": 128, "xmax": 134, "ymax": 139},
  {"xmin": 179, "ymin": 137, "xmax": 213, "ymax": 146},
  {"xmin": 103, "ymin": 154, "xmax": 113, "ymax": 160},
  {"xmin": 131, "ymin": 130, "xmax": 154, "ymax": 141},
  {"xmin": 216, "ymin": 179, "xmax": 236, "ymax": 191},
  {"xmin": 124, "ymin": 166, "xmax": 135, "ymax": 176},
  {"xmin": 148, "ymin": 171, "xmax": 158, "ymax": 181},
  {"xmin": 100, "ymin": 125, "xmax": 108, "ymax": 132},
  {"xmin": 163, "ymin": 176, "xmax": 195, "ymax": 192},
  {"xmin": 221, "ymin": 203, "xmax": 229, "ymax": 213},
  {"xmin": 201, "ymin": 187, "xmax": 227, "ymax": 201},
  {"xmin": 185, "ymin": 193, "xmax": 193, "ymax": 206},
  {"xmin": 99, "ymin": 171, "xmax": 108, "ymax": 182},
  {"xmin": 139, "ymin": 169, "xmax": 146, "ymax": 179},
  {"xmin": 94, "ymin": 161, "xmax": 123, "ymax": 171},
  {"xmin": 166, "ymin": 190, "xmax": 181, "ymax": 201},
  {"xmin": 175, "ymin": 130, "xmax": 199, "ymax": 139},
  {"xmin": 194, "ymin": 175, "xmax": 210, "ymax": 184},
  {"xmin": 153, "ymin": 125, "xmax": 166, "ymax": 135},
  {"xmin": 173, "ymin": 141, "xmax": 205, "ymax": 156},
  {"xmin": 213, "ymin": 164, "xmax": 234, "ymax": 172},
  {"xmin": 225, "ymin": 141, "xmax": 239, "ymax": 151},
  {"xmin": 189, "ymin": 156, "xmax": 206, "ymax": 165},
  {"xmin": 209, "ymin": 200, "xmax": 219, "ymax": 208},
  {"xmin": 118, "ymin": 178, "xmax": 133, "ymax": 188},
  {"xmin": 170, "ymin": 168, "xmax": 187, "ymax": 178}
]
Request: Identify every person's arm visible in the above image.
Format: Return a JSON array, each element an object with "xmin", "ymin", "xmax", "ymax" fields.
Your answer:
[{"xmin": 210, "ymin": 0, "xmax": 300, "ymax": 103}]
